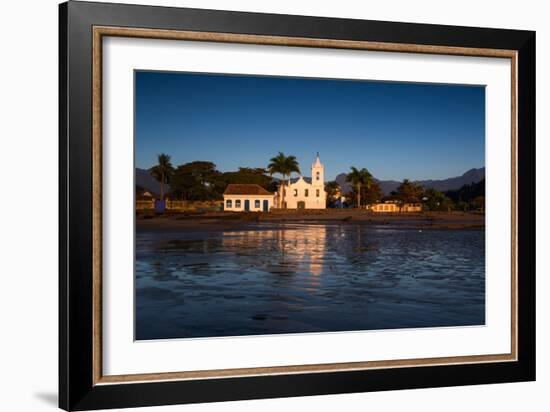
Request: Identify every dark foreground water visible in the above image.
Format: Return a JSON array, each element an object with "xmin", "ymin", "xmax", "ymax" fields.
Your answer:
[{"xmin": 135, "ymin": 222, "xmax": 485, "ymax": 340}]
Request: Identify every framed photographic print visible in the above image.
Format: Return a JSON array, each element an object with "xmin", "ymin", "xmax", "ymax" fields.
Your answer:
[{"xmin": 59, "ymin": 1, "xmax": 536, "ymax": 410}]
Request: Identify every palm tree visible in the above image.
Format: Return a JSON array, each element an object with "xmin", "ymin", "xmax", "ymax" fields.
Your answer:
[
  {"xmin": 267, "ymin": 152, "xmax": 300, "ymax": 209},
  {"xmin": 346, "ymin": 167, "xmax": 373, "ymax": 208},
  {"xmin": 149, "ymin": 153, "xmax": 174, "ymax": 200}
]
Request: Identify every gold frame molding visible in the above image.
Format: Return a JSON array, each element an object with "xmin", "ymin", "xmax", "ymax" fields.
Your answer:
[{"xmin": 92, "ymin": 26, "xmax": 518, "ymax": 386}]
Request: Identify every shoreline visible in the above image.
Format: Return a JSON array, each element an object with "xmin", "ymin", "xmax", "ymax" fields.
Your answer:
[{"xmin": 136, "ymin": 210, "xmax": 485, "ymax": 232}]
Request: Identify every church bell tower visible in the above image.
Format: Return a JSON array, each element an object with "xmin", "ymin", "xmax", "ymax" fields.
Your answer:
[{"xmin": 311, "ymin": 152, "xmax": 324, "ymax": 188}]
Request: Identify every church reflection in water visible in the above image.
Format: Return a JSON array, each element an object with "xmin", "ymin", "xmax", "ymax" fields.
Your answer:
[
  {"xmin": 222, "ymin": 224, "xmax": 328, "ymax": 282},
  {"xmin": 136, "ymin": 221, "xmax": 486, "ymax": 340}
]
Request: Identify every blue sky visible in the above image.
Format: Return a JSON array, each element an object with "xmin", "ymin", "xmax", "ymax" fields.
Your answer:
[{"xmin": 135, "ymin": 71, "xmax": 485, "ymax": 181}]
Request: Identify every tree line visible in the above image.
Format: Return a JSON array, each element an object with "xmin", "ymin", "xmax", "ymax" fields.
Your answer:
[
  {"xmin": 148, "ymin": 153, "xmax": 484, "ymax": 211},
  {"xmin": 148, "ymin": 152, "xmax": 301, "ymax": 208},
  {"xmin": 325, "ymin": 174, "xmax": 485, "ymax": 212},
  {"xmin": 150, "ymin": 155, "xmax": 277, "ymax": 201}
]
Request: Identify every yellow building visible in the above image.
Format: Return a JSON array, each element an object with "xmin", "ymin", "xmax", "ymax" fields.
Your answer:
[{"xmin": 370, "ymin": 201, "xmax": 422, "ymax": 212}]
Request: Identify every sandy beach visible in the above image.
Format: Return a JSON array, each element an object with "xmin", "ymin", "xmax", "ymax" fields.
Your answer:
[{"xmin": 136, "ymin": 210, "xmax": 485, "ymax": 232}]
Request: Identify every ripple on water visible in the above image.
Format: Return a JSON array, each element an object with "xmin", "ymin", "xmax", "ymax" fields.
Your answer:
[{"xmin": 135, "ymin": 223, "xmax": 485, "ymax": 340}]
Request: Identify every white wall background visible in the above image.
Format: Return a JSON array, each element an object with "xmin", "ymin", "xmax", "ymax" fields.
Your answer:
[{"xmin": 0, "ymin": 1, "xmax": 546, "ymax": 411}]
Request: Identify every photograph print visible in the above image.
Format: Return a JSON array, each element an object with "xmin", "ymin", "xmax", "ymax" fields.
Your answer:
[{"xmin": 134, "ymin": 71, "xmax": 486, "ymax": 341}]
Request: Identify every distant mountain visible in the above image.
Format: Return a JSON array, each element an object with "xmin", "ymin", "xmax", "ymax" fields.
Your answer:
[
  {"xmin": 413, "ymin": 168, "xmax": 486, "ymax": 192},
  {"xmin": 137, "ymin": 166, "xmax": 485, "ymax": 197},
  {"xmin": 136, "ymin": 168, "xmax": 162, "ymax": 196},
  {"xmin": 335, "ymin": 167, "xmax": 485, "ymax": 195}
]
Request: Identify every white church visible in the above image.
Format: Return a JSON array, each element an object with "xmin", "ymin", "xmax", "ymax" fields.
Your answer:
[
  {"xmin": 278, "ymin": 153, "xmax": 327, "ymax": 209},
  {"xmin": 222, "ymin": 153, "xmax": 327, "ymax": 211}
]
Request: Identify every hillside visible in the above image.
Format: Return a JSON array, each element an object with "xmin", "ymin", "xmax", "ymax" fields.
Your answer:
[
  {"xmin": 136, "ymin": 168, "xmax": 162, "ymax": 196},
  {"xmin": 335, "ymin": 167, "xmax": 485, "ymax": 195}
]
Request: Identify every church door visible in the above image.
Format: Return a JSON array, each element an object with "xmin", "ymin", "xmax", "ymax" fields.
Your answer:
[
  {"xmin": 244, "ymin": 199, "xmax": 250, "ymax": 211},
  {"xmin": 263, "ymin": 200, "xmax": 269, "ymax": 212}
]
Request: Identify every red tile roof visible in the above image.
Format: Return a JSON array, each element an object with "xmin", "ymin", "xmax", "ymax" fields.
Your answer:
[{"xmin": 223, "ymin": 184, "xmax": 273, "ymax": 196}]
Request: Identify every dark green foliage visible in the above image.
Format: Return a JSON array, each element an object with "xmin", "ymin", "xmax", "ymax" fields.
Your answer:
[
  {"xmin": 170, "ymin": 161, "xmax": 225, "ymax": 200},
  {"xmin": 445, "ymin": 179, "xmax": 485, "ymax": 211},
  {"xmin": 346, "ymin": 181, "xmax": 382, "ymax": 207},
  {"xmin": 223, "ymin": 167, "xmax": 273, "ymax": 189},
  {"xmin": 424, "ymin": 188, "xmax": 454, "ymax": 211},
  {"xmin": 345, "ymin": 167, "xmax": 374, "ymax": 208},
  {"xmin": 164, "ymin": 161, "xmax": 278, "ymax": 201},
  {"xmin": 470, "ymin": 196, "xmax": 485, "ymax": 211},
  {"xmin": 325, "ymin": 181, "xmax": 341, "ymax": 207},
  {"xmin": 394, "ymin": 179, "xmax": 424, "ymax": 208}
]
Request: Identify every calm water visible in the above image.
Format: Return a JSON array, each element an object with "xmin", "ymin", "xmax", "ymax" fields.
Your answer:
[{"xmin": 135, "ymin": 222, "xmax": 485, "ymax": 340}]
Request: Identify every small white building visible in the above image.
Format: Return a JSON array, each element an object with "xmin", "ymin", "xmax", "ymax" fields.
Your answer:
[
  {"xmin": 223, "ymin": 184, "xmax": 275, "ymax": 212},
  {"xmin": 279, "ymin": 153, "xmax": 327, "ymax": 209}
]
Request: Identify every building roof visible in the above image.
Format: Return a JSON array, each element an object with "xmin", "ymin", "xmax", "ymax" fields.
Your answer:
[
  {"xmin": 288, "ymin": 176, "xmax": 312, "ymax": 184},
  {"xmin": 223, "ymin": 184, "xmax": 273, "ymax": 196},
  {"xmin": 136, "ymin": 185, "xmax": 158, "ymax": 199}
]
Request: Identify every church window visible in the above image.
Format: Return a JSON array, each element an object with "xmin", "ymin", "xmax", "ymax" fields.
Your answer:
[
  {"xmin": 254, "ymin": 199, "xmax": 260, "ymax": 208},
  {"xmin": 235, "ymin": 199, "xmax": 241, "ymax": 208},
  {"xmin": 316, "ymin": 171, "xmax": 320, "ymax": 181},
  {"xmin": 294, "ymin": 189, "xmax": 298, "ymax": 197},
  {"xmin": 316, "ymin": 189, "xmax": 320, "ymax": 197},
  {"xmin": 226, "ymin": 199, "xmax": 232, "ymax": 208},
  {"xmin": 305, "ymin": 189, "xmax": 309, "ymax": 197}
]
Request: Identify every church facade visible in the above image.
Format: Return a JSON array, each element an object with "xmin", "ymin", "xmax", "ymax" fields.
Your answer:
[{"xmin": 279, "ymin": 154, "xmax": 326, "ymax": 209}]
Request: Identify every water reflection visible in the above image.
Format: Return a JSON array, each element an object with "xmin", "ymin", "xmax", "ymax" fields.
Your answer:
[
  {"xmin": 222, "ymin": 224, "xmax": 327, "ymax": 280},
  {"xmin": 136, "ymin": 222, "xmax": 485, "ymax": 340}
]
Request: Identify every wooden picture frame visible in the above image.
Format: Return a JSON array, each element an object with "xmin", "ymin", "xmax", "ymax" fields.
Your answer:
[{"xmin": 59, "ymin": 1, "xmax": 535, "ymax": 410}]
